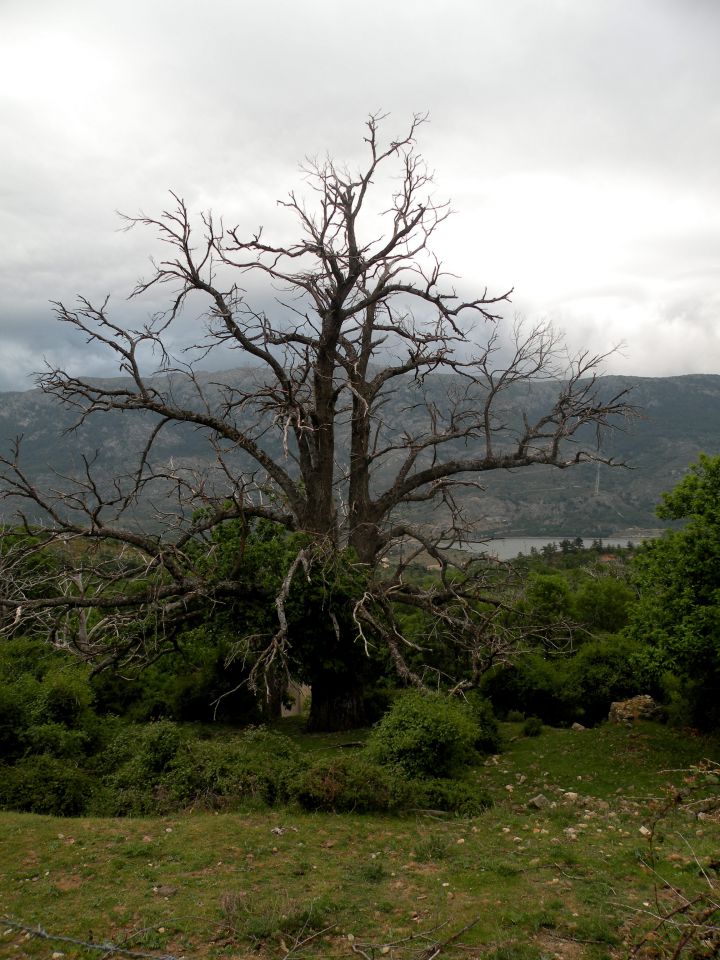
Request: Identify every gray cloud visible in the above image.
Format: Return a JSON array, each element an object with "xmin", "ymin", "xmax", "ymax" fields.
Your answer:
[{"xmin": 1, "ymin": 0, "xmax": 719, "ymax": 390}]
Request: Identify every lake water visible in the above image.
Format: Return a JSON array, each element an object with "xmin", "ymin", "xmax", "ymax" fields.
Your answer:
[{"xmin": 462, "ymin": 535, "xmax": 656, "ymax": 560}]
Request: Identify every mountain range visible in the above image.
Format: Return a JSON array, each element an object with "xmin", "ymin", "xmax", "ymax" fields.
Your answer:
[{"xmin": 1, "ymin": 372, "xmax": 718, "ymax": 538}]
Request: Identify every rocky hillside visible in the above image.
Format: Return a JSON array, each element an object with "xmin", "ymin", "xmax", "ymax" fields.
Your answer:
[{"xmin": 1, "ymin": 371, "xmax": 718, "ymax": 537}]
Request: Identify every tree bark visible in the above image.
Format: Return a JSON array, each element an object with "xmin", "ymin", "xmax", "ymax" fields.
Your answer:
[{"xmin": 305, "ymin": 670, "xmax": 368, "ymax": 732}]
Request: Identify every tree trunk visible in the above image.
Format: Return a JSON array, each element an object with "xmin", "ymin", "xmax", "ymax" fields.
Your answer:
[
  {"xmin": 306, "ymin": 672, "xmax": 368, "ymax": 732},
  {"xmin": 262, "ymin": 667, "xmax": 286, "ymax": 721}
]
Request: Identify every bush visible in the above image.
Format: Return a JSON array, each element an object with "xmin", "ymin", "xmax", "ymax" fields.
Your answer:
[
  {"xmin": 572, "ymin": 577, "xmax": 633, "ymax": 633},
  {"xmin": 522, "ymin": 716, "xmax": 543, "ymax": 737},
  {"xmin": 106, "ymin": 719, "xmax": 187, "ymax": 775},
  {"xmin": 292, "ymin": 755, "xmax": 407, "ymax": 812},
  {"xmin": 624, "ymin": 454, "xmax": 720, "ymax": 731},
  {"xmin": 523, "ymin": 572, "xmax": 573, "ymax": 627},
  {"xmin": 22, "ymin": 721, "xmax": 93, "ymax": 760},
  {"xmin": 90, "ymin": 634, "xmax": 261, "ymax": 726},
  {"xmin": 100, "ymin": 724, "xmax": 302, "ymax": 815},
  {"xmin": 0, "ymin": 636, "xmax": 67, "ymax": 682},
  {"xmin": 172, "ymin": 728, "xmax": 302, "ymax": 810},
  {"xmin": 481, "ymin": 654, "xmax": 576, "ymax": 725},
  {"xmin": 37, "ymin": 669, "xmax": 95, "ymax": 727},
  {"xmin": 482, "ymin": 639, "xmax": 655, "ymax": 727},
  {"xmin": 0, "ymin": 755, "xmax": 94, "ymax": 816},
  {"xmin": 0, "ymin": 685, "xmax": 29, "ymax": 762},
  {"xmin": 0, "ymin": 639, "xmax": 110, "ymax": 770},
  {"xmin": 98, "ymin": 720, "xmax": 190, "ymax": 814},
  {"xmin": 568, "ymin": 636, "xmax": 650, "ymax": 725},
  {"xmin": 367, "ymin": 690, "xmax": 481, "ymax": 778},
  {"xmin": 464, "ymin": 691, "xmax": 502, "ymax": 754},
  {"xmin": 410, "ymin": 777, "xmax": 493, "ymax": 816}
]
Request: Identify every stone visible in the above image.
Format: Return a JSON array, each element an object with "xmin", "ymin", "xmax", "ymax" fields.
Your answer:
[
  {"xmin": 571, "ymin": 722, "xmax": 586, "ymax": 731},
  {"xmin": 608, "ymin": 695, "xmax": 660, "ymax": 724},
  {"xmin": 527, "ymin": 794, "xmax": 549, "ymax": 810},
  {"xmin": 152, "ymin": 884, "xmax": 177, "ymax": 897}
]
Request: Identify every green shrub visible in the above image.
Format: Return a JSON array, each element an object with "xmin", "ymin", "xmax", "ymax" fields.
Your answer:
[
  {"xmin": 99, "ymin": 720, "xmax": 189, "ymax": 814},
  {"xmin": 410, "ymin": 777, "xmax": 493, "ymax": 816},
  {"xmin": 0, "ymin": 755, "xmax": 93, "ymax": 816},
  {"xmin": 0, "ymin": 638, "xmax": 101, "ymax": 763},
  {"xmin": 352, "ymin": 860, "xmax": 387, "ymax": 883},
  {"xmin": 522, "ymin": 716, "xmax": 543, "ymax": 737},
  {"xmin": 22, "ymin": 722, "xmax": 92, "ymax": 760},
  {"xmin": 482, "ymin": 637, "xmax": 657, "ymax": 727},
  {"xmin": 90, "ymin": 635, "xmax": 261, "ymax": 726},
  {"xmin": 292, "ymin": 755, "xmax": 407, "ymax": 813},
  {"xmin": 367, "ymin": 690, "xmax": 481, "ymax": 778},
  {"xmin": 464, "ymin": 691, "xmax": 502, "ymax": 754},
  {"xmin": 169, "ymin": 729, "xmax": 302, "ymax": 810},
  {"xmin": 105, "ymin": 719, "xmax": 186, "ymax": 776},
  {"xmin": 568, "ymin": 636, "xmax": 650, "ymax": 725},
  {"xmin": 480, "ymin": 654, "xmax": 576, "ymax": 725},
  {"xmin": 523, "ymin": 572, "xmax": 573, "ymax": 628},
  {"xmin": 0, "ymin": 636, "xmax": 68, "ymax": 682},
  {"xmin": 101, "ymin": 724, "xmax": 302, "ymax": 815},
  {"xmin": 37, "ymin": 669, "xmax": 95, "ymax": 727},
  {"xmin": 572, "ymin": 577, "xmax": 633, "ymax": 633},
  {"xmin": 414, "ymin": 834, "xmax": 451, "ymax": 861},
  {"xmin": 0, "ymin": 685, "xmax": 29, "ymax": 762}
]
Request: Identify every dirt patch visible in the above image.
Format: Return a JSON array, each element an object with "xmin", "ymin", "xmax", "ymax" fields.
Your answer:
[
  {"xmin": 52, "ymin": 873, "xmax": 82, "ymax": 892},
  {"xmin": 535, "ymin": 931, "xmax": 587, "ymax": 960}
]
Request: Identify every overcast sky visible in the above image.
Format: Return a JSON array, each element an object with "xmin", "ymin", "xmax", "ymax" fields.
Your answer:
[{"xmin": 1, "ymin": 0, "xmax": 719, "ymax": 391}]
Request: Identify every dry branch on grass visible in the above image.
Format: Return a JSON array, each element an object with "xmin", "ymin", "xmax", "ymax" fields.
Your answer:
[{"xmin": 0, "ymin": 916, "xmax": 179, "ymax": 960}]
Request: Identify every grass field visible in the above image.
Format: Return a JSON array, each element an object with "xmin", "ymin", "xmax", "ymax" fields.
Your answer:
[{"xmin": 1, "ymin": 722, "xmax": 718, "ymax": 960}]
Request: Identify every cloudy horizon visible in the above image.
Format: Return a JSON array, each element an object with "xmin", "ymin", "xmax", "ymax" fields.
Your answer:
[{"xmin": 1, "ymin": 0, "xmax": 719, "ymax": 392}]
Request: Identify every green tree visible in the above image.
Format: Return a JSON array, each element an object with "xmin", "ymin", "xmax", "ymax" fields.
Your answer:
[
  {"xmin": 573, "ymin": 576, "xmax": 633, "ymax": 633},
  {"xmin": 524, "ymin": 572, "xmax": 573, "ymax": 625},
  {"xmin": 516, "ymin": 571, "xmax": 577, "ymax": 651},
  {"xmin": 625, "ymin": 454, "xmax": 720, "ymax": 728}
]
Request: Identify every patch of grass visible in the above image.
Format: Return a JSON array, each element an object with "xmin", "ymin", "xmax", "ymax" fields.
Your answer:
[
  {"xmin": 350, "ymin": 859, "xmax": 388, "ymax": 883},
  {"xmin": 271, "ymin": 715, "xmax": 372, "ymax": 753},
  {"xmin": 247, "ymin": 894, "xmax": 339, "ymax": 944},
  {"xmin": 414, "ymin": 834, "xmax": 451, "ymax": 862},
  {"xmin": 489, "ymin": 946, "xmax": 545, "ymax": 960},
  {"xmin": 571, "ymin": 916, "xmax": 620, "ymax": 945},
  {"xmin": 489, "ymin": 860, "xmax": 523, "ymax": 878},
  {"xmin": 0, "ymin": 722, "xmax": 717, "ymax": 960}
]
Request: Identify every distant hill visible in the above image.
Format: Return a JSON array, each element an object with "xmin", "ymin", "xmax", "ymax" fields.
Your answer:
[{"xmin": 1, "ymin": 371, "xmax": 718, "ymax": 537}]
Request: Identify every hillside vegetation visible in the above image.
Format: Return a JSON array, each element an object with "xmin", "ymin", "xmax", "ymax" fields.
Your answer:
[
  {"xmin": 2, "ymin": 460, "xmax": 720, "ymax": 958},
  {"xmin": 1, "ymin": 721, "xmax": 718, "ymax": 960}
]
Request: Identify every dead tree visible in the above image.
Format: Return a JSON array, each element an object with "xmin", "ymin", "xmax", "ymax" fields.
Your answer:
[{"xmin": 0, "ymin": 114, "xmax": 633, "ymax": 729}]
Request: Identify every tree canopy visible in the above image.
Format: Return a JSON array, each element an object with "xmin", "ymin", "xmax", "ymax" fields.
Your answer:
[{"xmin": 625, "ymin": 453, "xmax": 720, "ymax": 727}]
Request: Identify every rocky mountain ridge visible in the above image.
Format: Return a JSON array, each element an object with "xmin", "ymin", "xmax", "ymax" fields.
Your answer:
[{"xmin": 1, "ymin": 371, "xmax": 718, "ymax": 537}]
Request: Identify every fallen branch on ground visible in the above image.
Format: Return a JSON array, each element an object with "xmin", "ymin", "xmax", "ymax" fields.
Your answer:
[{"xmin": 1, "ymin": 917, "xmax": 179, "ymax": 960}]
